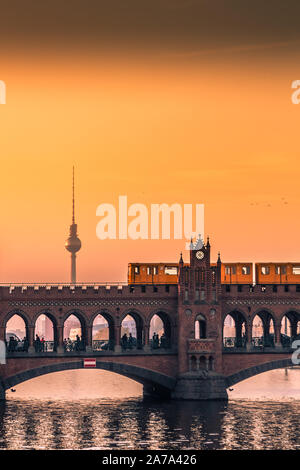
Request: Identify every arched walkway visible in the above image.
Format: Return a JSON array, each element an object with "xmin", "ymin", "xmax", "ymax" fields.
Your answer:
[
  {"xmin": 5, "ymin": 313, "xmax": 29, "ymax": 353},
  {"xmin": 34, "ymin": 313, "xmax": 57, "ymax": 352},
  {"xmin": 1, "ymin": 361, "xmax": 176, "ymax": 397},
  {"xmin": 280, "ymin": 311, "xmax": 300, "ymax": 347},
  {"xmin": 251, "ymin": 310, "xmax": 275, "ymax": 348},
  {"xmin": 92, "ymin": 313, "xmax": 115, "ymax": 351},
  {"xmin": 121, "ymin": 312, "xmax": 144, "ymax": 350},
  {"xmin": 149, "ymin": 311, "xmax": 172, "ymax": 349},
  {"xmin": 63, "ymin": 312, "xmax": 87, "ymax": 352},
  {"xmin": 223, "ymin": 311, "xmax": 247, "ymax": 348},
  {"xmin": 226, "ymin": 358, "xmax": 295, "ymax": 387}
]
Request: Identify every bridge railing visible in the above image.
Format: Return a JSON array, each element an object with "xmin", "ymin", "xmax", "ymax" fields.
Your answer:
[
  {"xmin": 63, "ymin": 340, "xmax": 85, "ymax": 352},
  {"xmin": 34, "ymin": 341, "xmax": 56, "ymax": 352},
  {"xmin": 223, "ymin": 335, "xmax": 296, "ymax": 350},
  {"xmin": 150, "ymin": 336, "xmax": 171, "ymax": 350},
  {"xmin": 223, "ymin": 337, "xmax": 246, "ymax": 349},
  {"xmin": 92, "ymin": 340, "xmax": 115, "ymax": 351}
]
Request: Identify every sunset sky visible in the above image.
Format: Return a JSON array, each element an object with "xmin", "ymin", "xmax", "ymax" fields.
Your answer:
[{"xmin": 0, "ymin": 1, "xmax": 300, "ymax": 283}]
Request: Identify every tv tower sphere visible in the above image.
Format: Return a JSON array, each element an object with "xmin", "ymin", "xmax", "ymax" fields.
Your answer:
[{"xmin": 65, "ymin": 226, "xmax": 81, "ymax": 253}]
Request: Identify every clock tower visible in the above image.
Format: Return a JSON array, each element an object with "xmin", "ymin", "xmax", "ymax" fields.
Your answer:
[{"xmin": 172, "ymin": 235, "xmax": 227, "ymax": 400}]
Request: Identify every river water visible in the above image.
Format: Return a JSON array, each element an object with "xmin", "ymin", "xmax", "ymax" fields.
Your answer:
[{"xmin": 0, "ymin": 368, "xmax": 300, "ymax": 450}]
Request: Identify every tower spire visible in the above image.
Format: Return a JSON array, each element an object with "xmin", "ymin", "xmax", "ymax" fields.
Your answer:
[{"xmin": 72, "ymin": 165, "xmax": 75, "ymax": 224}]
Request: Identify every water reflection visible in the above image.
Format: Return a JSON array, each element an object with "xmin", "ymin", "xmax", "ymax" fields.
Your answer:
[
  {"xmin": 1, "ymin": 368, "xmax": 300, "ymax": 449},
  {"xmin": 1, "ymin": 398, "xmax": 300, "ymax": 449}
]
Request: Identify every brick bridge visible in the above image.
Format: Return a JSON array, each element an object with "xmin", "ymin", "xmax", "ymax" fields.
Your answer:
[{"xmin": 0, "ymin": 239, "xmax": 299, "ymax": 400}]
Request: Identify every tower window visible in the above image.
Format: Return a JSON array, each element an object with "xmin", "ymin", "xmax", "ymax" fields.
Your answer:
[
  {"xmin": 134, "ymin": 266, "xmax": 140, "ymax": 275},
  {"xmin": 195, "ymin": 314, "xmax": 206, "ymax": 339},
  {"xmin": 153, "ymin": 266, "xmax": 158, "ymax": 275},
  {"xmin": 292, "ymin": 267, "xmax": 300, "ymax": 275},
  {"xmin": 146, "ymin": 267, "xmax": 151, "ymax": 275}
]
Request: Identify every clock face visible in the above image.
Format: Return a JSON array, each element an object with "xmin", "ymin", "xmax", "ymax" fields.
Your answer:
[{"xmin": 196, "ymin": 250, "xmax": 204, "ymax": 260}]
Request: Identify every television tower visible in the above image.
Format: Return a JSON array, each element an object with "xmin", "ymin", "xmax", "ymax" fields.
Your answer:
[{"xmin": 65, "ymin": 167, "xmax": 81, "ymax": 283}]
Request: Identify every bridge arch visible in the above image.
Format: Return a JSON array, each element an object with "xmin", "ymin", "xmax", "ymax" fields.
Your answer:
[
  {"xmin": 2, "ymin": 309, "xmax": 31, "ymax": 330},
  {"xmin": 251, "ymin": 309, "xmax": 276, "ymax": 347},
  {"xmin": 62, "ymin": 309, "xmax": 88, "ymax": 342},
  {"xmin": 89, "ymin": 309, "xmax": 115, "ymax": 328},
  {"xmin": 226, "ymin": 358, "xmax": 295, "ymax": 388},
  {"xmin": 33, "ymin": 312, "xmax": 58, "ymax": 351},
  {"xmin": 223, "ymin": 310, "xmax": 247, "ymax": 348},
  {"xmin": 147, "ymin": 310, "xmax": 173, "ymax": 347},
  {"xmin": 279, "ymin": 310, "xmax": 300, "ymax": 331},
  {"xmin": 0, "ymin": 360, "xmax": 176, "ymax": 397},
  {"xmin": 4, "ymin": 310, "xmax": 30, "ymax": 345},
  {"xmin": 120, "ymin": 309, "xmax": 144, "ymax": 348},
  {"xmin": 91, "ymin": 311, "xmax": 115, "ymax": 349}
]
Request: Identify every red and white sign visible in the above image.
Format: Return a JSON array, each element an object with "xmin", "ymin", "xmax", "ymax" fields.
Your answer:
[{"xmin": 84, "ymin": 358, "xmax": 96, "ymax": 368}]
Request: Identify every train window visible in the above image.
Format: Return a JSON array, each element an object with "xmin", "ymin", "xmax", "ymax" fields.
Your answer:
[
  {"xmin": 237, "ymin": 285, "xmax": 243, "ymax": 292},
  {"xmin": 242, "ymin": 266, "xmax": 250, "ymax": 275},
  {"xmin": 141, "ymin": 285, "xmax": 146, "ymax": 293},
  {"xmin": 292, "ymin": 267, "xmax": 300, "ymax": 275},
  {"xmin": 273, "ymin": 285, "xmax": 277, "ymax": 292},
  {"xmin": 146, "ymin": 267, "xmax": 151, "ymax": 275},
  {"xmin": 165, "ymin": 266, "xmax": 178, "ymax": 275},
  {"xmin": 134, "ymin": 266, "xmax": 140, "ymax": 274},
  {"xmin": 153, "ymin": 266, "xmax": 158, "ymax": 275},
  {"xmin": 153, "ymin": 286, "xmax": 158, "ymax": 293},
  {"xmin": 226, "ymin": 285, "xmax": 231, "ymax": 292},
  {"xmin": 285, "ymin": 285, "xmax": 289, "ymax": 292},
  {"xmin": 297, "ymin": 286, "xmax": 300, "ymax": 292},
  {"xmin": 165, "ymin": 285, "xmax": 170, "ymax": 292},
  {"xmin": 261, "ymin": 266, "xmax": 270, "ymax": 275}
]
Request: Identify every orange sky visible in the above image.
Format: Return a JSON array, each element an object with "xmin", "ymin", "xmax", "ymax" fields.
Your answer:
[{"xmin": 0, "ymin": 45, "xmax": 299, "ymax": 282}]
